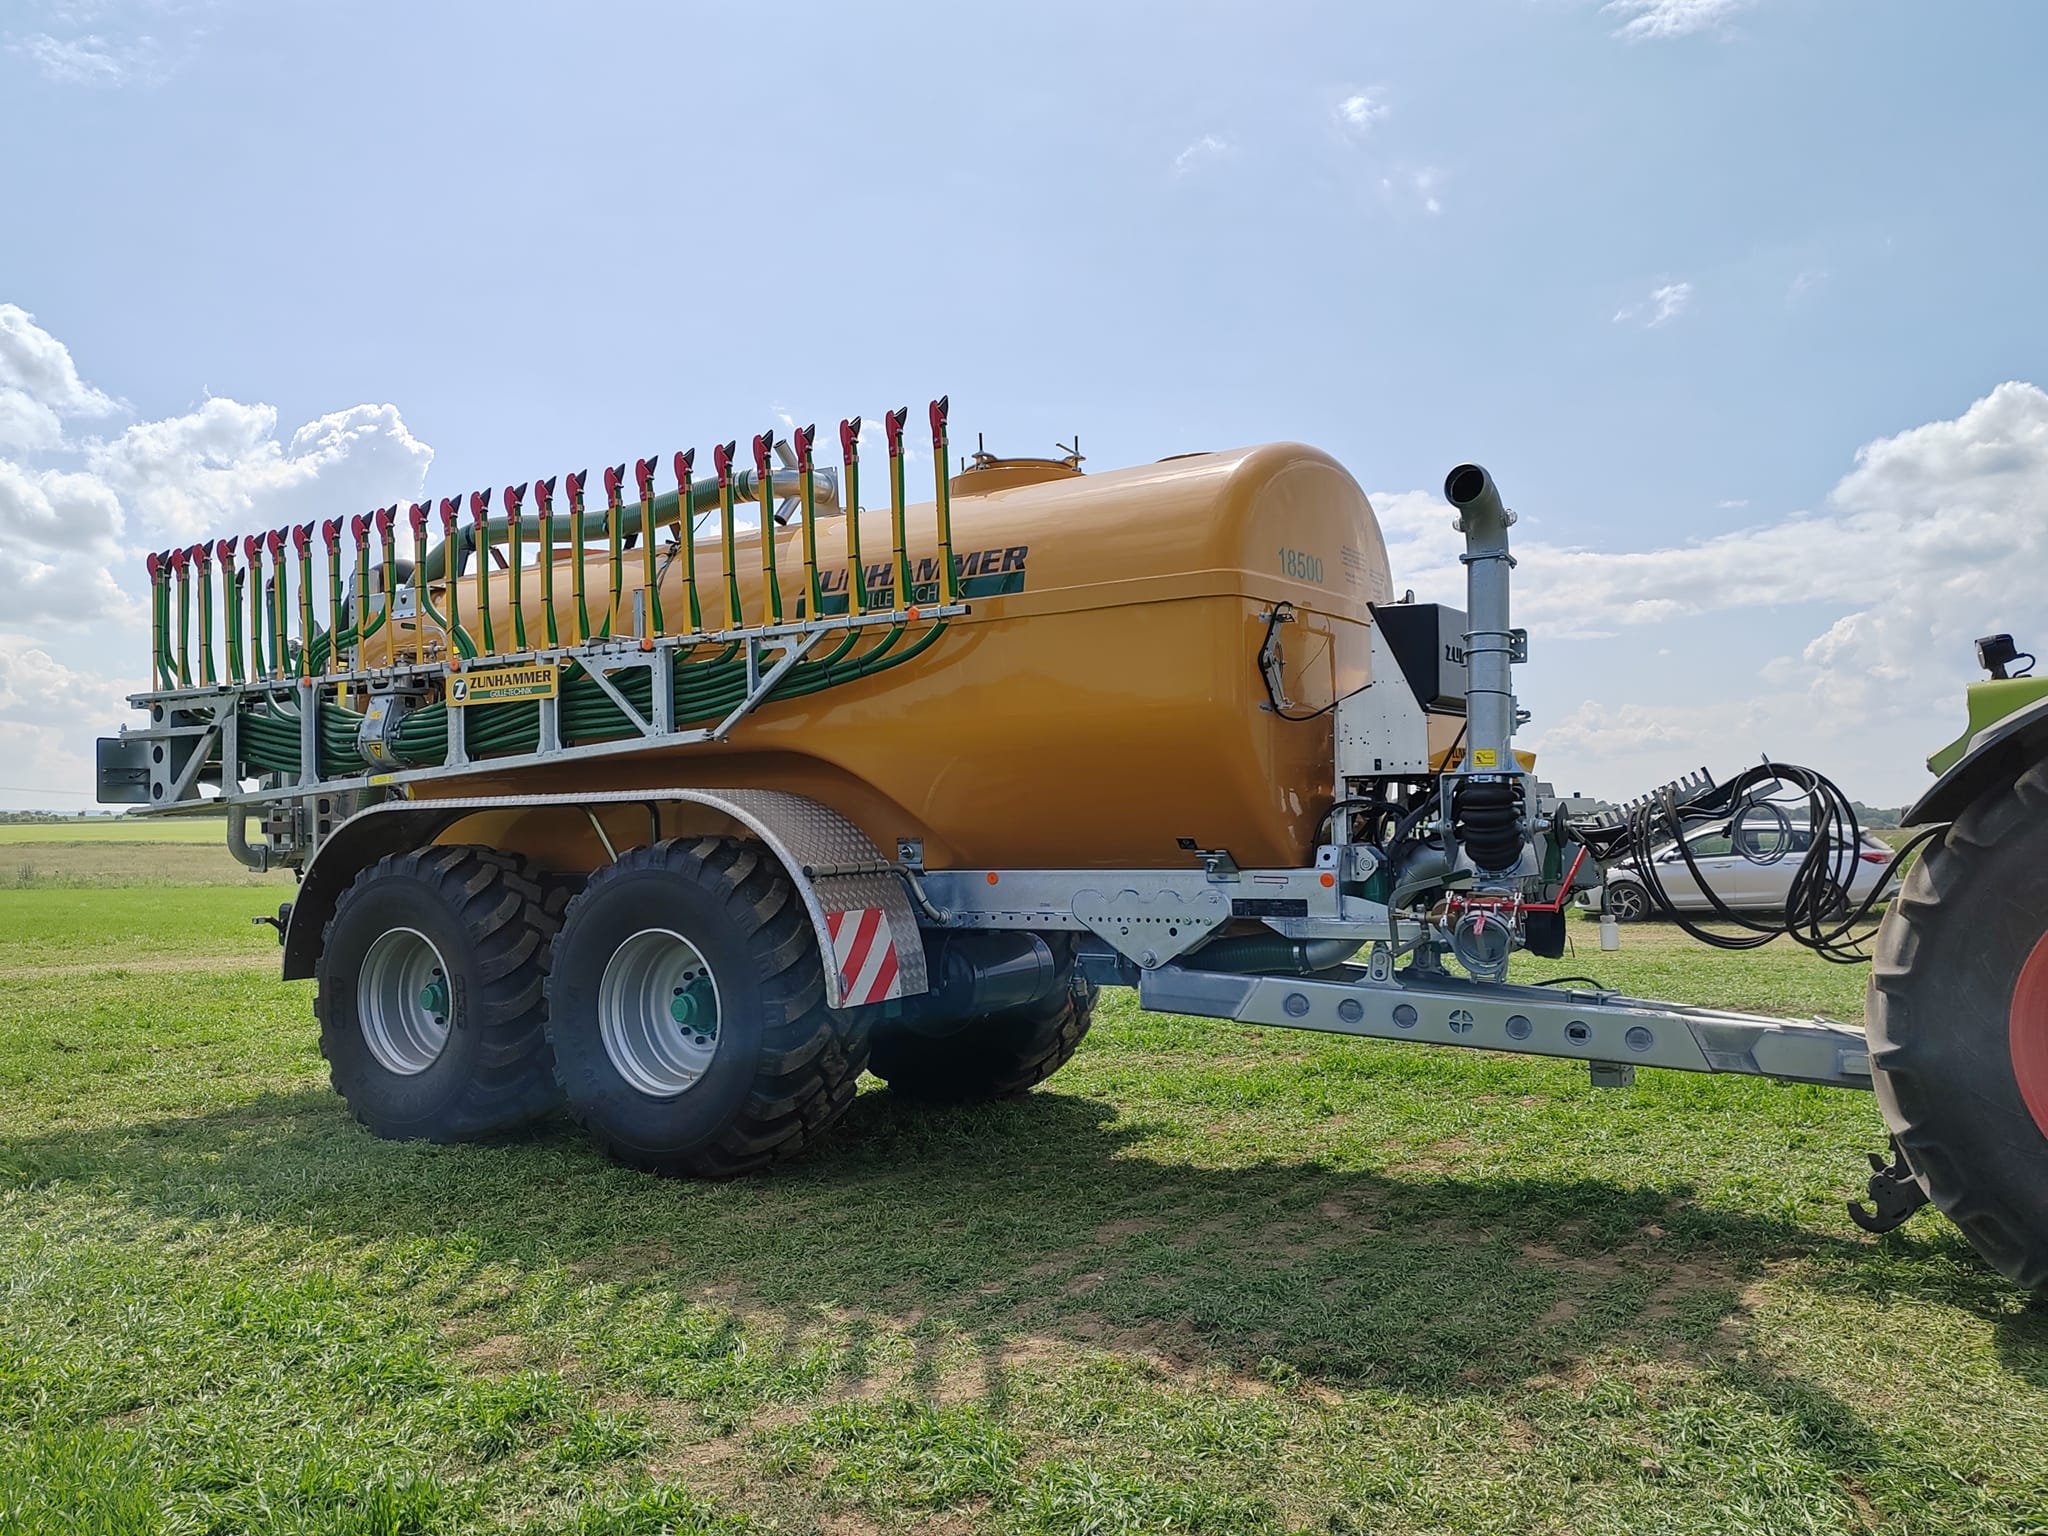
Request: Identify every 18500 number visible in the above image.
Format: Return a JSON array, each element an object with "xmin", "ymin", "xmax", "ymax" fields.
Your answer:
[{"xmin": 1278, "ymin": 547, "xmax": 1324, "ymax": 584}]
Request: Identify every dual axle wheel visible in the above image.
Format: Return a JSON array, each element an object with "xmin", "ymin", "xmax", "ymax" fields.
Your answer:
[{"xmin": 314, "ymin": 838, "xmax": 1096, "ymax": 1175}]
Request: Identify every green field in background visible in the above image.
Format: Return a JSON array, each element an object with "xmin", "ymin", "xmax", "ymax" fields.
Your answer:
[{"xmin": 0, "ymin": 817, "xmax": 230, "ymax": 843}]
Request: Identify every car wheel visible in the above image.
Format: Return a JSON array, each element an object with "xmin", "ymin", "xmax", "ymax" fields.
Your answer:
[{"xmin": 1607, "ymin": 881, "xmax": 1651, "ymax": 923}]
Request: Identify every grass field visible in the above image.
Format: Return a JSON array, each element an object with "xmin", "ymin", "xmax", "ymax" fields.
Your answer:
[
  {"xmin": 1, "ymin": 834, "xmax": 2043, "ymax": 1535},
  {"xmin": 0, "ymin": 818, "xmax": 232, "ymax": 843}
]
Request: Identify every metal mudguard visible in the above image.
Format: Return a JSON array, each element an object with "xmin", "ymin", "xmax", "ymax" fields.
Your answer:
[{"xmin": 278, "ymin": 788, "xmax": 927, "ymax": 1008}]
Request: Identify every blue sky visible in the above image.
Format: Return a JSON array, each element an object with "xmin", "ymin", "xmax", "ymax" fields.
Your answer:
[{"xmin": 4, "ymin": 0, "xmax": 2046, "ymax": 809}]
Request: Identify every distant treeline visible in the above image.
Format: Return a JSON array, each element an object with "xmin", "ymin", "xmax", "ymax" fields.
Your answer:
[{"xmin": 0, "ymin": 811, "xmax": 128, "ymax": 824}]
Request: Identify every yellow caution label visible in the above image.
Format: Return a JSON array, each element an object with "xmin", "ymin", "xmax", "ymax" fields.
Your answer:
[
  {"xmin": 449, "ymin": 663, "xmax": 558, "ymax": 707},
  {"xmin": 1471, "ymin": 748, "xmax": 1498, "ymax": 767}
]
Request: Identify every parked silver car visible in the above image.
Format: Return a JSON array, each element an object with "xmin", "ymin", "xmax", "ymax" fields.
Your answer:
[{"xmin": 1583, "ymin": 821, "xmax": 1903, "ymax": 921}]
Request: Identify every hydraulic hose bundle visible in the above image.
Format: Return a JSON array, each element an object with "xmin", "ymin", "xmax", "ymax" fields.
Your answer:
[{"xmin": 1571, "ymin": 761, "xmax": 1942, "ymax": 963}]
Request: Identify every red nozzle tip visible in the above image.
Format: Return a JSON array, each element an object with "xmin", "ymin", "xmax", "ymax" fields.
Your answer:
[
  {"xmin": 713, "ymin": 441, "xmax": 735, "ymax": 482},
  {"xmin": 565, "ymin": 470, "xmax": 585, "ymax": 508},
  {"xmin": 603, "ymin": 464, "xmax": 623, "ymax": 501},
  {"xmin": 929, "ymin": 396, "xmax": 949, "ymax": 436},
  {"xmin": 145, "ymin": 551, "xmax": 161, "ymax": 578},
  {"xmin": 244, "ymin": 533, "xmax": 262, "ymax": 560},
  {"xmin": 793, "ymin": 423, "xmax": 815, "ymax": 471},
  {"xmin": 634, "ymin": 457, "xmax": 655, "ymax": 497},
  {"xmin": 291, "ymin": 524, "xmax": 311, "ymax": 554},
  {"xmin": 320, "ymin": 519, "xmax": 340, "ymax": 546},
  {"xmin": 752, "ymin": 433, "xmax": 772, "ymax": 479},
  {"xmin": 839, "ymin": 417, "xmax": 861, "ymax": 459},
  {"xmin": 350, "ymin": 514, "xmax": 367, "ymax": 542},
  {"xmin": 885, "ymin": 408, "xmax": 907, "ymax": 457},
  {"xmin": 504, "ymin": 483, "xmax": 527, "ymax": 513},
  {"xmin": 674, "ymin": 448, "xmax": 695, "ymax": 482},
  {"xmin": 216, "ymin": 538, "xmax": 237, "ymax": 563},
  {"xmin": 374, "ymin": 507, "xmax": 394, "ymax": 537},
  {"xmin": 167, "ymin": 547, "xmax": 187, "ymax": 573},
  {"xmin": 192, "ymin": 542, "xmax": 212, "ymax": 568},
  {"xmin": 535, "ymin": 476, "xmax": 555, "ymax": 506},
  {"xmin": 265, "ymin": 529, "xmax": 284, "ymax": 556}
]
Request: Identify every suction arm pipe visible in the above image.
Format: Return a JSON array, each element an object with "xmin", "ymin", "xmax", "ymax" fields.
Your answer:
[
  {"xmin": 417, "ymin": 466, "xmax": 840, "ymax": 582},
  {"xmin": 1443, "ymin": 463, "xmax": 1517, "ymax": 775}
]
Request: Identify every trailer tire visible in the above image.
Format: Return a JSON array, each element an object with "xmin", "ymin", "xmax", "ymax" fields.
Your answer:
[
  {"xmin": 1868, "ymin": 763, "xmax": 2048, "ymax": 1289},
  {"xmin": 316, "ymin": 846, "xmax": 564, "ymax": 1142},
  {"xmin": 543, "ymin": 837, "xmax": 869, "ymax": 1177},
  {"xmin": 868, "ymin": 936, "xmax": 1097, "ymax": 1104}
]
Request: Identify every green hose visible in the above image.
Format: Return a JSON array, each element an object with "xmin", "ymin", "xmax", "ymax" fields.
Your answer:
[{"xmin": 252, "ymin": 620, "xmax": 946, "ymax": 776}]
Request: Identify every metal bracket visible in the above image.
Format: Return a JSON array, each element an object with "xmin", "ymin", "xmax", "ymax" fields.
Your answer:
[
  {"xmin": 1847, "ymin": 1139, "xmax": 1931, "ymax": 1234},
  {"xmin": 1073, "ymin": 884, "xmax": 1231, "ymax": 969}
]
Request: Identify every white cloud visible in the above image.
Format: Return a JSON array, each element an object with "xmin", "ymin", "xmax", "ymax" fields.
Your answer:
[
  {"xmin": 89, "ymin": 398, "xmax": 433, "ymax": 545},
  {"xmin": 1377, "ymin": 166, "xmax": 1445, "ymax": 217},
  {"xmin": 0, "ymin": 305, "xmax": 117, "ymax": 415},
  {"xmin": 1603, "ymin": 0, "xmax": 1758, "ymax": 41},
  {"xmin": 8, "ymin": 30, "xmax": 158, "ymax": 85},
  {"xmin": 1614, "ymin": 280, "xmax": 1692, "ymax": 327},
  {"xmin": 0, "ymin": 635, "xmax": 132, "ymax": 804},
  {"xmin": 1172, "ymin": 134, "xmax": 1231, "ymax": 175},
  {"xmin": 1788, "ymin": 267, "xmax": 1829, "ymax": 304},
  {"xmin": 1374, "ymin": 381, "xmax": 2048, "ymax": 802},
  {"xmin": 1335, "ymin": 92, "xmax": 1389, "ymax": 135},
  {"xmin": 0, "ymin": 304, "xmax": 437, "ymax": 807},
  {"xmin": 0, "ymin": 392, "xmax": 64, "ymax": 453}
]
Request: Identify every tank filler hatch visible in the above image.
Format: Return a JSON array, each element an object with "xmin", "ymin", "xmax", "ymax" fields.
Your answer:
[{"xmin": 949, "ymin": 433, "xmax": 1085, "ymax": 496}]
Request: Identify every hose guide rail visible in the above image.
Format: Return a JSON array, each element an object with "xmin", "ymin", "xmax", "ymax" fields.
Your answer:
[{"xmin": 98, "ymin": 400, "xmax": 971, "ymax": 869}]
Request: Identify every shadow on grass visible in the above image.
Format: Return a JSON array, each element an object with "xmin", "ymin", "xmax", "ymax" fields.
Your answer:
[{"xmin": 19, "ymin": 1081, "xmax": 2033, "ymax": 1398}]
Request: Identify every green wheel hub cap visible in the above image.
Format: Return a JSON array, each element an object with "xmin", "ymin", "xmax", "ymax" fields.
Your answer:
[{"xmin": 668, "ymin": 978, "xmax": 717, "ymax": 1033}]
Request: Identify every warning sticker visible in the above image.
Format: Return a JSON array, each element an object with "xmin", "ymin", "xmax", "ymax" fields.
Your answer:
[
  {"xmin": 1471, "ymin": 748, "xmax": 1498, "ymax": 767},
  {"xmin": 449, "ymin": 663, "xmax": 558, "ymax": 706}
]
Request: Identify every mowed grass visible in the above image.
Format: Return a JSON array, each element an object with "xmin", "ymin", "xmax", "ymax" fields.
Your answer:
[
  {"xmin": 0, "ymin": 817, "xmax": 289, "ymax": 891},
  {"xmin": 0, "ymin": 845, "xmax": 2043, "ymax": 1535},
  {"xmin": 0, "ymin": 817, "xmax": 232, "ymax": 843}
]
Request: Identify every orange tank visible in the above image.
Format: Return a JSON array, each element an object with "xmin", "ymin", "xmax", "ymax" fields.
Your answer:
[{"xmin": 398, "ymin": 444, "xmax": 1395, "ymax": 871}]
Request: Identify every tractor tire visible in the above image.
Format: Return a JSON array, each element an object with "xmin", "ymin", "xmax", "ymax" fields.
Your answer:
[
  {"xmin": 1868, "ymin": 763, "xmax": 2048, "ymax": 1289},
  {"xmin": 316, "ymin": 846, "xmax": 565, "ymax": 1141},
  {"xmin": 543, "ymin": 837, "xmax": 869, "ymax": 1177},
  {"xmin": 868, "ymin": 935, "xmax": 1097, "ymax": 1104}
]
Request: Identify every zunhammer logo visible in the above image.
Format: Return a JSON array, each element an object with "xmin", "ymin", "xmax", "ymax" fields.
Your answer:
[{"xmin": 448, "ymin": 664, "xmax": 559, "ymax": 706}]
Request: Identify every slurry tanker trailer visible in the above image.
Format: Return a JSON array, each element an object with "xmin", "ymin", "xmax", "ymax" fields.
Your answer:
[{"xmin": 98, "ymin": 400, "xmax": 2048, "ymax": 1287}]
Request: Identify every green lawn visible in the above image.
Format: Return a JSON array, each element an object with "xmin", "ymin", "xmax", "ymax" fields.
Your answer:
[{"xmin": 0, "ymin": 851, "xmax": 2042, "ymax": 1535}]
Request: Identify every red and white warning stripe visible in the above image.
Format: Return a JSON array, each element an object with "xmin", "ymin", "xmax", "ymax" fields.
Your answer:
[{"xmin": 825, "ymin": 907, "xmax": 902, "ymax": 1006}]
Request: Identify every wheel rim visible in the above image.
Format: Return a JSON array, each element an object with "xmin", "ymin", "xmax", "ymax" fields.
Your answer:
[
  {"xmin": 1611, "ymin": 885, "xmax": 1647, "ymax": 920},
  {"xmin": 2009, "ymin": 929, "xmax": 2048, "ymax": 1139},
  {"xmin": 599, "ymin": 928, "xmax": 722, "ymax": 1098},
  {"xmin": 358, "ymin": 926, "xmax": 453, "ymax": 1076}
]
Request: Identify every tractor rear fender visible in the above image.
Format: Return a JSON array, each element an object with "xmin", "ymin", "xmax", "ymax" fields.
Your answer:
[
  {"xmin": 279, "ymin": 788, "xmax": 929, "ymax": 1008},
  {"xmin": 1906, "ymin": 693, "xmax": 2048, "ymax": 828}
]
